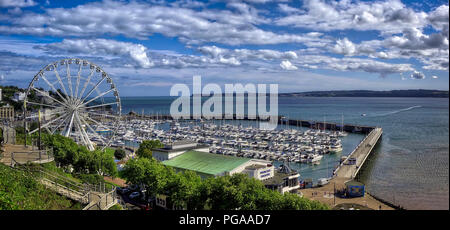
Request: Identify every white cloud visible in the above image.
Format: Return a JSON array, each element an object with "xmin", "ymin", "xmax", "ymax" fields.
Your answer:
[
  {"xmin": 275, "ymin": 0, "xmax": 429, "ymax": 33},
  {"xmin": 432, "ymin": 75, "xmax": 438, "ymax": 79},
  {"xmin": 332, "ymin": 38, "xmax": 358, "ymax": 56},
  {"xmin": 427, "ymin": 5, "xmax": 449, "ymax": 31},
  {"xmin": 410, "ymin": 71, "xmax": 425, "ymax": 79},
  {"xmin": 0, "ymin": 0, "xmax": 328, "ymax": 46},
  {"xmin": 36, "ymin": 39, "xmax": 154, "ymax": 68},
  {"xmin": 292, "ymin": 55, "xmax": 415, "ymax": 77},
  {"xmin": 278, "ymin": 3, "xmax": 303, "ymax": 14},
  {"xmin": 0, "ymin": 0, "xmax": 35, "ymax": 8},
  {"xmin": 280, "ymin": 60, "xmax": 298, "ymax": 70}
]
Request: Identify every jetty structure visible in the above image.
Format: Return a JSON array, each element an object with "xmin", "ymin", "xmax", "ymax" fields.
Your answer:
[
  {"xmin": 300, "ymin": 127, "xmax": 389, "ymax": 210},
  {"xmin": 127, "ymin": 113, "xmax": 375, "ymax": 134}
]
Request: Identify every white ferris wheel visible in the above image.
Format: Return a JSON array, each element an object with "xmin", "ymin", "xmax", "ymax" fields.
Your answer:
[{"xmin": 23, "ymin": 58, "xmax": 121, "ymax": 151}]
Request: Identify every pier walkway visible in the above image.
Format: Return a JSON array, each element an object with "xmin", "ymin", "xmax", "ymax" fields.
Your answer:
[
  {"xmin": 301, "ymin": 128, "xmax": 392, "ymax": 210},
  {"xmin": 335, "ymin": 128, "xmax": 383, "ymax": 179}
]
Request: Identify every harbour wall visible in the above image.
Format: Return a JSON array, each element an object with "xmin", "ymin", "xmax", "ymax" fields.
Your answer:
[{"xmin": 125, "ymin": 114, "xmax": 376, "ymax": 134}]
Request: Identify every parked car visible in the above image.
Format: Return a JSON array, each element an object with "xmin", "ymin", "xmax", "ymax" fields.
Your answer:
[
  {"xmin": 317, "ymin": 178, "xmax": 330, "ymax": 187},
  {"xmin": 129, "ymin": 192, "xmax": 141, "ymax": 200},
  {"xmin": 117, "ymin": 187, "xmax": 130, "ymax": 195}
]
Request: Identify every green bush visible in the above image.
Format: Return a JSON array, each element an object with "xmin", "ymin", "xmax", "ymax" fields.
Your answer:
[{"xmin": 43, "ymin": 134, "xmax": 117, "ymax": 177}]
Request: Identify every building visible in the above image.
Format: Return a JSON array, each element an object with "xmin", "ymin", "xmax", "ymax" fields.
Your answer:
[
  {"xmin": 345, "ymin": 181, "xmax": 365, "ymax": 197},
  {"xmin": 162, "ymin": 150, "xmax": 273, "ymax": 179},
  {"xmin": 13, "ymin": 92, "xmax": 26, "ymax": 102},
  {"xmin": 152, "ymin": 140, "xmax": 209, "ymax": 161},
  {"xmin": 0, "ymin": 105, "xmax": 14, "ymax": 121},
  {"xmin": 262, "ymin": 164, "xmax": 300, "ymax": 194},
  {"xmin": 241, "ymin": 164, "xmax": 275, "ymax": 180},
  {"xmin": 0, "ymin": 88, "xmax": 2, "ymax": 101}
]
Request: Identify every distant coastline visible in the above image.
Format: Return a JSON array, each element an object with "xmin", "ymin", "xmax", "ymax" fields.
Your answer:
[
  {"xmin": 278, "ymin": 89, "xmax": 449, "ymax": 98},
  {"xmin": 188, "ymin": 89, "xmax": 448, "ymax": 98}
]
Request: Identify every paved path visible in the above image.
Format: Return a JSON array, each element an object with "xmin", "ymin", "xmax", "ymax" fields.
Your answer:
[{"xmin": 1, "ymin": 144, "xmax": 53, "ymax": 166}]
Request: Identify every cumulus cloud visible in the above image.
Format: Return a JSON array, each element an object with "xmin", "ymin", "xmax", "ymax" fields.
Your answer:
[
  {"xmin": 0, "ymin": 0, "xmax": 328, "ymax": 46},
  {"xmin": 410, "ymin": 71, "xmax": 425, "ymax": 79},
  {"xmin": 427, "ymin": 5, "xmax": 449, "ymax": 30},
  {"xmin": 275, "ymin": 0, "xmax": 428, "ymax": 33},
  {"xmin": 280, "ymin": 60, "xmax": 298, "ymax": 70},
  {"xmin": 198, "ymin": 45, "xmax": 298, "ymax": 60},
  {"xmin": 332, "ymin": 38, "xmax": 358, "ymax": 56},
  {"xmin": 0, "ymin": 0, "xmax": 447, "ymax": 89},
  {"xmin": 0, "ymin": 0, "xmax": 35, "ymax": 8},
  {"xmin": 291, "ymin": 55, "xmax": 415, "ymax": 77},
  {"xmin": 385, "ymin": 27, "xmax": 448, "ymax": 50},
  {"xmin": 36, "ymin": 39, "xmax": 154, "ymax": 68}
]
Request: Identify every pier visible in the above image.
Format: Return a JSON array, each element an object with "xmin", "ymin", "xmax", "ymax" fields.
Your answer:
[
  {"xmin": 334, "ymin": 127, "xmax": 383, "ymax": 179},
  {"xmin": 302, "ymin": 128, "xmax": 389, "ymax": 210},
  {"xmin": 126, "ymin": 113, "xmax": 376, "ymax": 134}
]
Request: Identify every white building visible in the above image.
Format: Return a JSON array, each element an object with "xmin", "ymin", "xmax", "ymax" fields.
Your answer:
[
  {"xmin": 241, "ymin": 163, "xmax": 275, "ymax": 180},
  {"xmin": 13, "ymin": 92, "xmax": 26, "ymax": 102}
]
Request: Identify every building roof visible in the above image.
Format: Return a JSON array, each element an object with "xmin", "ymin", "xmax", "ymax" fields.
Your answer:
[
  {"xmin": 245, "ymin": 164, "xmax": 267, "ymax": 170},
  {"xmin": 162, "ymin": 150, "xmax": 251, "ymax": 176},
  {"xmin": 345, "ymin": 181, "xmax": 365, "ymax": 187},
  {"xmin": 262, "ymin": 166, "xmax": 299, "ymax": 186},
  {"xmin": 153, "ymin": 144, "xmax": 209, "ymax": 153}
]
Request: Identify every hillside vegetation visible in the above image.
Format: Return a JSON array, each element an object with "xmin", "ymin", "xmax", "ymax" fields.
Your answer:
[{"xmin": 0, "ymin": 163, "xmax": 81, "ymax": 210}]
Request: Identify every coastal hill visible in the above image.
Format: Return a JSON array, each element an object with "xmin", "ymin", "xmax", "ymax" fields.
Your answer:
[{"xmin": 279, "ymin": 89, "xmax": 449, "ymax": 98}]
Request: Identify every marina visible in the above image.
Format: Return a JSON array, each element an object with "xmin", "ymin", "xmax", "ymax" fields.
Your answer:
[
  {"xmin": 104, "ymin": 116, "xmax": 348, "ymax": 164},
  {"xmin": 84, "ymin": 112, "xmax": 379, "ymax": 184}
]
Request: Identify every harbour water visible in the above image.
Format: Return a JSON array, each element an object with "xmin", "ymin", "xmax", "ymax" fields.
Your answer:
[{"xmin": 119, "ymin": 96, "xmax": 449, "ymax": 210}]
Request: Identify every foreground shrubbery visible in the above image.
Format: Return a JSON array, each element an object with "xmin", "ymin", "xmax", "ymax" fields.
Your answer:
[
  {"xmin": 121, "ymin": 157, "xmax": 328, "ymax": 210},
  {"xmin": 43, "ymin": 134, "xmax": 117, "ymax": 177},
  {"xmin": 0, "ymin": 163, "xmax": 80, "ymax": 210}
]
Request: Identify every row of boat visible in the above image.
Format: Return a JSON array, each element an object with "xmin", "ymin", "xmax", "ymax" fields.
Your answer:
[{"xmin": 96, "ymin": 119, "xmax": 347, "ymax": 165}]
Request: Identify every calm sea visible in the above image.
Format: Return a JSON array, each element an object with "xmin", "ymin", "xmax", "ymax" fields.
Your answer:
[{"xmin": 119, "ymin": 96, "xmax": 449, "ymax": 210}]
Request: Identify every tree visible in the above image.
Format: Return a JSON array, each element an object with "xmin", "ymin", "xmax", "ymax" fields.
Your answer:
[
  {"xmin": 43, "ymin": 134, "xmax": 117, "ymax": 177},
  {"xmin": 136, "ymin": 140, "xmax": 164, "ymax": 159},
  {"xmin": 165, "ymin": 170, "xmax": 202, "ymax": 209},
  {"xmin": 114, "ymin": 148, "xmax": 126, "ymax": 160},
  {"xmin": 120, "ymin": 156, "xmax": 329, "ymax": 210},
  {"xmin": 121, "ymin": 157, "xmax": 173, "ymax": 198}
]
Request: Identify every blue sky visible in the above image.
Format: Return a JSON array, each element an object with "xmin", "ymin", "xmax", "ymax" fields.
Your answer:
[{"xmin": 0, "ymin": 0, "xmax": 448, "ymax": 96}]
